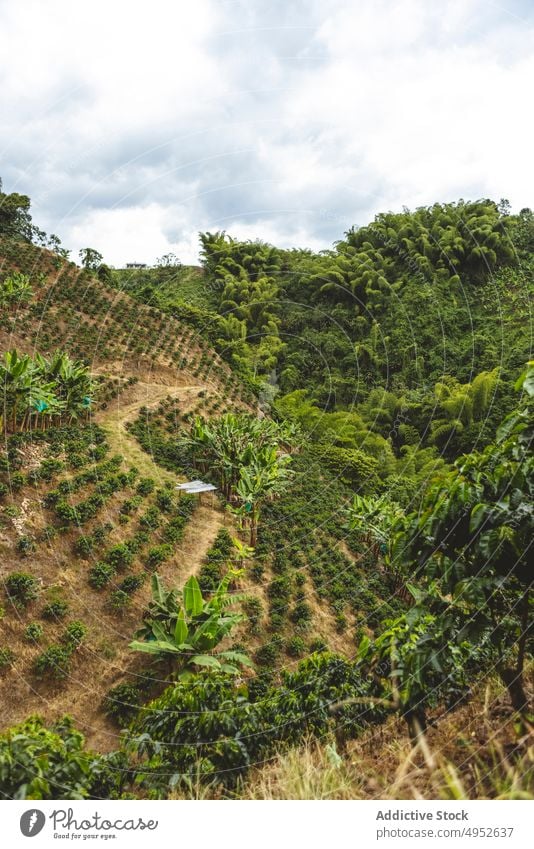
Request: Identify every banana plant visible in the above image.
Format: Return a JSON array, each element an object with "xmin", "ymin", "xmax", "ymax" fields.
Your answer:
[
  {"xmin": 129, "ymin": 573, "xmax": 252, "ymax": 677},
  {"xmin": 179, "ymin": 413, "xmax": 294, "ymax": 545},
  {"xmin": 0, "ymin": 272, "xmax": 33, "ymax": 311},
  {"xmin": 1, "ymin": 348, "xmax": 94, "ymax": 433},
  {"xmin": 0, "ymin": 350, "xmax": 32, "ymax": 431}
]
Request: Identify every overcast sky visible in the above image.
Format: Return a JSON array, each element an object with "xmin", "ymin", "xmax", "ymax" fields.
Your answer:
[{"xmin": 1, "ymin": 0, "xmax": 533, "ymax": 266}]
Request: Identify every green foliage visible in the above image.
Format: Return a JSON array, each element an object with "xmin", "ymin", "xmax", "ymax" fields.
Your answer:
[
  {"xmin": 106, "ymin": 543, "xmax": 134, "ymax": 571},
  {"xmin": 103, "ymin": 683, "xmax": 142, "ymax": 727},
  {"xmin": 24, "ymin": 622, "xmax": 44, "ymax": 643},
  {"xmin": 62, "ymin": 621, "xmax": 88, "ymax": 649},
  {"xmin": 0, "ymin": 272, "xmax": 33, "ymax": 310},
  {"xmin": 0, "ymin": 349, "xmax": 95, "ymax": 434},
  {"xmin": 128, "ymin": 652, "xmax": 382, "ymax": 794},
  {"xmin": 367, "ymin": 364, "xmax": 534, "ymax": 731},
  {"xmin": 41, "ymin": 600, "xmax": 69, "ymax": 620},
  {"xmin": 88, "ymin": 562, "xmax": 116, "ymax": 590},
  {"xmin": 180, "ymin": 413, "xmax": 293, "ymax": 545},
  {"xmin": 129, "ymin": 572, "xmax": 252, "ymax": 676},
  {"xmin": 0, "ymin": 716, "xmax": 122, "ymax": 799},
  {"xmin": 136, "ymin": 477, "xmax": 155, "ymax": 496},
  {"xmin": 308, "ymin": 443, "xmax": 379, "ymax": 490},
  {"xmin": 4, "ymin": 573, "xmax": 39, "ymax": 608},
  {"xmin": 0, "ymin": 648, "xmax": 15, "ymax": 670},
  {"xmin": 78, "ymin": 247, "xmax": 103, "ymax": 270},
  {"xmin": 34, "ymin": 645, "xmax": 72, "ymax": 679},
  {"xmin": 286, "ymin": 636, "xmax": 306, "ymax": 657}
]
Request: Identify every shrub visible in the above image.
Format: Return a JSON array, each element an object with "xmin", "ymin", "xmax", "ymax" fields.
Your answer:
[
  {"xmin": 269, "ymin": 612, "xmax": 285, "ymax": 631},
  {"xmin": 63, "ymin": 621, "xmax": 88, "ymax": 649},
  {"xmin": 136, "ymin": 477, "xmax": 155, "ymax": 496},
  {"xmin": 34, "ymin": 645, "xmax": 72, "ymax": 679},
  {"xmin": 139, "ymin": 505, "xmax": 161, "ymax": 530},
  {"xmin": 0, "ymin": 648, "xmax": 15, "ymax": 669},
  {"xmin": 286, "ymin": 636, "xmax": 306, "ymax": 657},
  {"xmin": 119, "ymin": 574, "xmax": 145, "ymax": 594},
  {"xmin": 335, "ymin": 612, "xmax": 348, "ymax": 633},
  {"xmin": 251, "ymin": 562, "xmax": 264, "ymax": 583},
  {"xmin": 103, "ymin": 683, "xmax": 141, "ymax": 727},
  {"xmin": 42, "ymin": 600, "xmax": 69, "ymax": 620},
  {"xmin": 10, "ymin": 472, "xmax": 25, "ymax": 491},
  {"xmin": 16, "ymin": 535, "xmax": 35, "ymax": 556},
  {"xmin": 145, "ymin": 544, "xmax": 173, "ymax": 570},
  {"xmin": 74, "ymin": 534, "xmax": 93, "ymax": 557},
  {"xmin": 291, "ymin": 602, "xmax": 312, "ymax": 628},
  {"xmin": 0, "ymin": 716, "xmax": 125, "ymax": 799},
  {"xmin": 244, "ymin": 597, "xmax": 263, "ymax": 634},
  {"xmin": 129, "ymin": 652, "xmax": 380, "ymax": 794},
  {"xmin": 5, "ymin": 573, "xmax": 39, "ymax": 608},
  {"xmin": 88, "ymin": 562, "xmax": 116, "ymax": 589},
  {"xmin": 106, "ymin": 544, "xmax": 134, "ymax": 571},
  {"xmin": 24, "ymin": 622, "xmax": 44, "ymax": 643},
  {"xmin": 155, "ymin": 489, "xmax": 174, "ymax": 512},
  {"xmin": 120, "ymin": 496, "xmax": 143, "ymax": 516},
  {"xmin": 162, "ymin": 516, "xmax": 186, "ymax": 544},
  {"xmin": 108, "ymin": 590, "xmax": 131, "ymax": 614},
  {"xmin": 309, "ymin": 637, "xmax": 328, "ymax": 653},
  {"xmin": 255, "ymin": 637, "xmax": 282, "ymax": 667}
]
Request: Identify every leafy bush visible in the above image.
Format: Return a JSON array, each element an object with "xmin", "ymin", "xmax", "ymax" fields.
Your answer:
[
  {"xmin": 34, "ymin": 645, "xmax": 72, "ymax": 679},
  {"xmin": 145, "ymin": 544, "xmax": 173, "ymax": 570},
  {"xmin": 136, "ymin": 477, "xmax": 155, "ymax": 496},
  {"xmin": 108, "ymin": 590, "xmax": 131, "ymax": 614},
  {"xmin": 119, "ymin": 574, "xmax": 145, "ymax": 594},
  {"xmin": 286, "ymin": 636, "xmax": 306, "ymax": 657},
  {"xmin": 0, "ymin": 648, "xmax": 15, "ymax": 669},
  {"xmin": 243, "ymin": 597, "xmax": 263, "ymax": 634},
  {"xmin": 106, "ymin": 543, "xmax": 134, "ymax": 571},
  {"xmin": 42, "ymin": 600, "xmax": 69, "ymax": 620},
  {"xmin": 63, "ymin": 621, "xmax": 88, "ymax": 649},
  {"xmin": 0, "ymin": 716, "xmax": 125, "ymax": 799},
  {"xmin": 129, "ymin": 652, "xmax": 382, "ymax": 794},
  {"xmin": 16, "ymin": 534, "xmax": 35, "ymax": 556},
  {"xmin": 155, "ymin": 489, "xmax": 174, "ymax": 512},
  {"xmin": 5, "ymin": 572, "xmax": 39, "ymax": 608},
  {"xmin": 88, "ymin": 562, "xmax": 116, "ymax": 589},
  {"xmin": 103, "ymin": 683, "xmax": 141, "ymax": 727},
  {"xmin": 24, "ymin": 622, "xmax": 44, "ymax": 642}
]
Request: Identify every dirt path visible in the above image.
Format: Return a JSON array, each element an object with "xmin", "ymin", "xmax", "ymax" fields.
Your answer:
[
  {"xmin": 3, "ymin": 378, "xmax": 229, "ymax": 751},
  {"xmin": 96, "ymin": 381, "xmax": 205, "ymax": 482}
]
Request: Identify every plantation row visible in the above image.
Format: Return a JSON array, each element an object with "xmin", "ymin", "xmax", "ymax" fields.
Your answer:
[
  {"xmin": 0, "ymin": 417, "xmax": 201, "ymax": 683},
  {"xmin": 0, "ymin": 237, "xmax": 255, "ymax": 407}
]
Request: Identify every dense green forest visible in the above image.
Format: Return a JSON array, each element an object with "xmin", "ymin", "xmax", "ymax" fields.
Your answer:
[{"xmin": 0, "ymin": 185, "xmax": 532, "ymax": 799}]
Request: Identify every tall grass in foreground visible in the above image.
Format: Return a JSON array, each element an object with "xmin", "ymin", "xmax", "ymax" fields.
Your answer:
[{"xmin": 242, "ymin": 734, "xmax": 533, "ymax": 800}]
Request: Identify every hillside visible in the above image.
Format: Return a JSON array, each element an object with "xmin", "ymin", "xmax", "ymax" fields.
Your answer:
[
  {"xmin": 0, "ymin": 239, "xmax": 394, "ymax": 753},
  {"xmin": 0, "ymin": 194, "xmax": 532, "ymax": 801}
]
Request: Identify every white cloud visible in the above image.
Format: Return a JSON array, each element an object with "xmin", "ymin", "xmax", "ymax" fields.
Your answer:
[{"xmin": 0, "ymin": 0, "xmax": 532, "ymax": 265}]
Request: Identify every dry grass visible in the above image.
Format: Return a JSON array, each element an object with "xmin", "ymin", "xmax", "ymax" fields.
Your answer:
[{"xmin": 242, "ymin": 674, "xmax": 534, "ymax": 800}]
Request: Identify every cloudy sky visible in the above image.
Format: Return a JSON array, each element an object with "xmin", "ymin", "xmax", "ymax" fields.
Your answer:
[{"xmin": 1, "ymin": 0, "xmax": 533, "ymax": 265}]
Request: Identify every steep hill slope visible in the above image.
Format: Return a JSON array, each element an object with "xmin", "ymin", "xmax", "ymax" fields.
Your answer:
[{"xmin": 0, "ymin": 240, "xmax": 380, "ymax": 750}]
